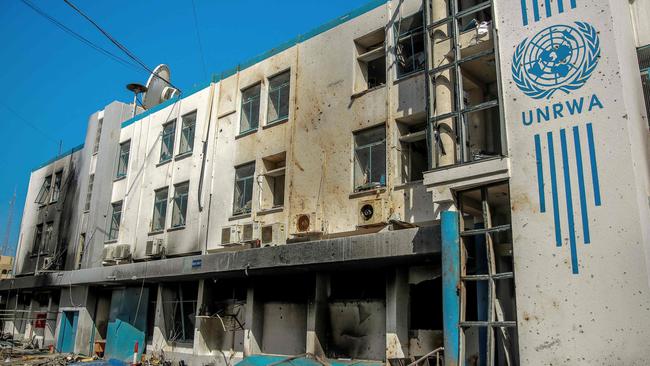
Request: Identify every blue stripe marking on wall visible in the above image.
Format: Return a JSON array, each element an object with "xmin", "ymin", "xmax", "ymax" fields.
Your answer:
[
  {"xmin": 547, "ymin": 132, "xmax": 562, "ymax": 247},
  {"xmin": 572, "ymin": 126, "xmax": 590, "ymax": 244},
  {"xmin": 520, "ymin": 0, "xmax": 529, "ymax": 26},
  {"xmin": 532, "ymin": 0, "xmax": 541, "ymax": 21},
  {"xmin": 544, "ymin": 0, "xmax": 552, "ymax": 17},
  {"xmin": 560, "ymin": 129, "xmax": 579, "ymax": 274},
  {"xmin": 586, "ymin": 123, "xmax": 602, "ymax": 206},
  {"xmin": 534, "ymin": 134, "xmax": 546, "ymax": 213},
  {"xmin": 570, "ymin": 0, "xmax": 577, "ymax": 8},
  {"xmin": 557, "ymin": 0, "xmax": 565, "ymax": 13}
]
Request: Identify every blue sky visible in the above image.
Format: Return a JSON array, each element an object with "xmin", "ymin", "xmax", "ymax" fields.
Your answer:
[{"xmin": 0, "ymin": 0, "xmax": 372, "ymax": 256}]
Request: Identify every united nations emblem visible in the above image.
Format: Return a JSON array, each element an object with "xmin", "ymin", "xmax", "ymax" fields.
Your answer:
[{"xmin": 512, "ymin": 22, "xmax": 600, "ymax": 100}]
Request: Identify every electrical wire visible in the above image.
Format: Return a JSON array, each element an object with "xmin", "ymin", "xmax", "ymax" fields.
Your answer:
[
  {"xmin": 190, "ymin": 0, "xmax": 208, "ymax": 80},
  {"xmin": 19, "ymin": 0, "xmax": 140, "ymax": 72},
  {"xmin": 62, "ymin": 0, "xmax": 183, "ymax": 94},
  {"xmin": 0, "ymin": 99, "xmax": 59, "ymax": 146}
]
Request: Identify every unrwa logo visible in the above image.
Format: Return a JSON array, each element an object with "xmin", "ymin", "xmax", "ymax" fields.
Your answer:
[{"xmin": 512, "ymin": 22, "xmax": 600, "ymax": 100}]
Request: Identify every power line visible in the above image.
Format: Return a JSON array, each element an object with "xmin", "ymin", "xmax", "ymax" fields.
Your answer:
[
  {"xmin": 190, "ymin": 0, "xmax": 208, "ymax": 79},
  {"xmin": 62, "ymin": 0, "xmax": 183, "ymax": 94},
  {"xmin": 0, "ymin": 99, "xmax": 60, "ymax": 146},
  {"xmin": 19, "ymin": 0, "xmax": 140, "ymax": 72}
]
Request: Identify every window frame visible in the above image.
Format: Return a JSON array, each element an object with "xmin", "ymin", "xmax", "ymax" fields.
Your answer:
[
  {"xmin": 160, "ymin": 120, "xmax": 176, "ymax": 163},
  {"xmin": 178, "ymin": 111, "xmax": 197, "ymax": 156},
  {"xmin": 108, "ymin": 201, "xmax": 122, "ymax": 241},
  {"xmin": 92, "ymin": 118, "xmax": 103, "ymax": 155},
  {"xmin": 266, "ymin": 70, "xmax": 291, "ymax": 125},
  {"xmin": 399, "ymin": 124, "xmax": 428, "ymax": 183},
  {"xmin": 233, "ymin": 162, "xmax": 255, "ymax": 215},
  {"xmin": 116, "ymin": 140, "xmax": 131, "ymax": 179},
  {"xmin": 171, "ymin": 182, "xmax": 189, "ymax": 229},
  {"xmin": 50, "ymin": 170, "xmax": 63, "ymax": 203},
  {"xmin": 35, "ymin": 175, "xmax": 53, "ymax": 205},
  {"xmin": 84, "ymin": 174, "xmax": 94, "ymax": 212},
  {"xmin": 32, "ymin": 224, "xmax": 43, "ymax": 255},
  {"xmin": 353, "ymin": 125, "xmax": 387, "ymax": 191},
  {"xmin": 395, "ymin": 11, "xmax": 426, "ymax": 79},
  {"xmin": 240, "ymin": 83, "xmax": 261, "ymax": 134},
  {"xmin": 152, "ymin": 187, "xmax": 169, "ymax": 232}
]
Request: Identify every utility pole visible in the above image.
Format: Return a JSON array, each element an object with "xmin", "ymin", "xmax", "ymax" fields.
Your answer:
[{"xmin": 2, "ymin": 189, "xmax": 16, "ymax": 256}]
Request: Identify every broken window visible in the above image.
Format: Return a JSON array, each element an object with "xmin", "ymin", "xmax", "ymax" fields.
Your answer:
[
  {"xmin": 162, "ymin": 282, "xmax": 198, "ymax": 343},
  {"xmin": 116, "ymin": 140, "xmax": 130, "ymax": 178},
  {"xmin": 427, "ymin": 1, "xmax": 503, "ymax": 167},
  {"xmin": 240, "ymin": 84, "xmax": 261, "ymax": 133},
  {"xmin": 152, "ymin": 187, "xmax": 168, "ymax": 231},
  {"xmin": 160, "ymin": 121, "xmax": 176, "ymax": 163},
  {"xmin": 457, "ymin": 182, "xmax": 519, "ymax": 365},
  {"xmin": 395, "ymin": 12, "xmax": 425, "ymax": 78},
  {"xmin": 76, "ymin": 233, "xmax": 85, "ymax": 270},
  {"xmin": 108, "ymin": 201, "xmax": 122, "ymax": 241},
  {"xmin": 399, "ymin": 123, "xmax": 428, "ymax": 182},
  {"xmin": 171, "ymin": 182, "xmax": 188, "ymax": 228},
  {"xmin": 84, "ymin": 174, "xmax": 94, "ymax": 212},
  {"xmin": 355, "ymin": 29, "xmax": 386, "ymax": 93},
  {"xmin": 35, "ymin": 175, "xmax": 52, "ymax": 205},
  {"xmin": 199, "ymin": 279, "xmax": 247, "ymax": 352},
  {"xmin": 93, "ymin": 118, "xmax": 103, "ymax": 154},
  {"xmin": 267, "ymin": 71, "xmax": 290, "ymax": 124},
  {"xmin": 262, "ymin": 153, "xmax": 286, "ymax": 209},
  {"xmin": 179, "ymin": 111, "xmax": 196, "ymax": 155},
  {"xmin": 50, "ymin": 171, "xmax": 63, "ymax": 203},
  {"xmin": 32, "ymin": 224, "xmax": 43, "ymax": 254},
  {"xmin": 233, "ymin": 162, "xmax": 255, "ymax": 215},
  {"xmin": 42, "ymin": 221, "xmax": 54, "ymax": 253},
  {"xmin": 354, "ymin": 125, "xmax": 386, "ymax": 191}
]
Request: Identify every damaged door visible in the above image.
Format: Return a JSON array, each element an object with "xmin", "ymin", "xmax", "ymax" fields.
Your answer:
[{"xmin": 104, "ymin": 288, "xmax": 149, "ymax": 362}]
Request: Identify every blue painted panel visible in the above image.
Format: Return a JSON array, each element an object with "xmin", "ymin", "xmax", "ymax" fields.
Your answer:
[
  {"xmin": 441, "ymin": 211, "xmax": 460, "ymax": 366},
  {"xmin": 104, "ymin": 288, "xmax": 149, "ymax": 363},
  {"xmin": 58, "ymin": 311, "xmax": 79, "ymax": 353}
]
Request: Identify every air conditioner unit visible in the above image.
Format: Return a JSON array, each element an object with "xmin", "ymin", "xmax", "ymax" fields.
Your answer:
[
  {"xmin": 358, "ymin": 198, "xmax": 389, "ymax": 227},
  {"xmin": 221, "ymin": 225, "xmax": 241, "ymax": 246},
  {"xmin": 145, "ymin": 239, "xmax": 164, "ymax": 257},
  {"xmin": 42, "ymin": 257, "xmax": 54, "ymax": 270},
  {"xmin": 113, "ymin": 244, "xmax": 132, "ymax": 260},
  {"xmin": 102, "ymin": 246, "xmax": 115, "ymax": 263},
  {"xmin": 292, "ymin": 213, "xmax": 323, "ymax": 235},
  {"xmin": 240, "ymin": 222, "xmax": 260, "ymax": 244},
  {"xmin": 261, "ymin": 223, "xmax": 286, "ymax": 246}
]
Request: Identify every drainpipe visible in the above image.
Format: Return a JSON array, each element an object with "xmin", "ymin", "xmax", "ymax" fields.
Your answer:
[
  {"xmin": 198, "ymin": 81, "xmax": 217, "ymax": 212},
  {"xmin": 441, "ymin": 210, "xmax": 460, "ymax": 366}
]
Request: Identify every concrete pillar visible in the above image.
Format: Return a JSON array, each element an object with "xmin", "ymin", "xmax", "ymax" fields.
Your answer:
[
  {"xmin": 243, "ymin": 284, "xmax": 263, "ymax": 356},
  {"xmin": 386, "ymin": 268, "xmax": 409, "ymax": 360},
  {"xmin": 193, "ymin": 280, "xmax": 205, "ymax": 356},
  {"xmin": 306, "ymin": 273, "xmax": 329, "ymax": 357},
  {"xmin": 441, "ymin": 211, "xmax": 460, "ymax": 366}
]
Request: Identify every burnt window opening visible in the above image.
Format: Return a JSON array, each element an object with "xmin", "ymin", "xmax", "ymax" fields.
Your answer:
[
  {"xmin": 50, "ymin": 171, "xmax": 63, "ymax": 203},
  {"xmin": 92, "ymin": 118, "xmax": 103, "ymax": 154},
  {"xmin": 354, "ymin": 125, "xmax": 387, "ymax": 191},
  {"xmin": 32, "ymin": 224, "xmax": 43, "ymax": 254},
  {"xmin": 457, "ymin": 182, "xmax": 519, "ymax": 366},
  {"xmin": 410, "ymin": 278, "xmax": 442, "ymax": 330},
  {"xmin": 262, "ymin": 153, "xmax": 286, "ymax": 210},
  {"xmin": 35, "ymin": 175, "xmax": 52, "ymax": 205},
  {"xmin": 395, "ymin": 11, "xmax": 425, "ymax": 78},
  {"xmin": 162, "ymin": 281, "xmax": 198, "ymax": 343},
  {"xmin": 42, "ymin": 222, "xmax": 54, "ymax": 254},
  {"xmin": 76, "ymin": 233, "xmax": 85, "ymax": 270},
  {"xmin": 399, "ymin": 123, "xmax": 428, "ymax": 182},
  {"xmin": 199, "ymin": 279, "xmax": 247, "ymax": 352},
  {"xmin": 108, "ymin": 201, "xmax": 122, "ymax": 241},
  {"xmin": 145, "ymin": 285, "xmax": 158, "ymax": 341},
  {"xmin": 427, "ymin": 0, "xmax": 503, "ymax": 168},
  {"xmin": 355, "ymin": 28, "xmax": 387, "ymax": 93}
]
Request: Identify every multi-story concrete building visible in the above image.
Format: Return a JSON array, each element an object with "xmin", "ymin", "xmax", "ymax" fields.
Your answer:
[{"xmin": 2, "ymin": 0, "xmax": 650, "ymax": 365}]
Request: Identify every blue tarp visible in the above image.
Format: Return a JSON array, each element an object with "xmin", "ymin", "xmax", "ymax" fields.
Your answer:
[{"xmin": 68, "ymin": 359, "xmax": 127, "ymax": 366}]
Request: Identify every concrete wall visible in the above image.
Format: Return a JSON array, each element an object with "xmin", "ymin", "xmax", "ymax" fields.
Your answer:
[{"xmin": 629, "ymin": 0, "xmax": 650, "ymax": 48}]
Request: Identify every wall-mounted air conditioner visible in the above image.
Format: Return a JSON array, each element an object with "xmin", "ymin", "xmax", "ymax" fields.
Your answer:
[
  {"xmin": 145, "ymin": 239, "xmax": 164, "ymax": 257},
  {"xmin": 292, "ymin": 213, "xmax": 322, "ymax": 235},
  {"xmin": 102, "ymin": 246, "xmax": 115, "ymax": 264},
  {"xmin": 113, "ymin": 244, "xmax": 132, "ymax": 260},
  {"xmin": 221, "ymin": 225, "xmax": 241, "ymax": 246},
  {"xmin": 261, "ymin": 223, "xmax": 286, "ymax": 246},
  {"xmin": 240, "ymin": 222, "xmax": 260, "ymax": 244},
  {"xmin": 358, "ymin": 198, "xmax": 389, "ymax": 227}
]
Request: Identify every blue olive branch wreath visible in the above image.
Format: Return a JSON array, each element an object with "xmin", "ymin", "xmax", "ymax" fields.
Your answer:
[{"xmin": 512, "ymin": 22, "xmax": 601, "ymax": 100}]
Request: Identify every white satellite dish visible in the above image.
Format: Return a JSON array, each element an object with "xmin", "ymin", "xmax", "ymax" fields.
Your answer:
[{"xmin": 142, "ymin": 64, "xmax": 173, "ymax": 109}]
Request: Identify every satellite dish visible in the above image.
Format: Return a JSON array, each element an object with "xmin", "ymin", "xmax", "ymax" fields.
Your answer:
[{"xmin": 142, "ymin": 64, "xmax": 172, "ymax": 109}]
